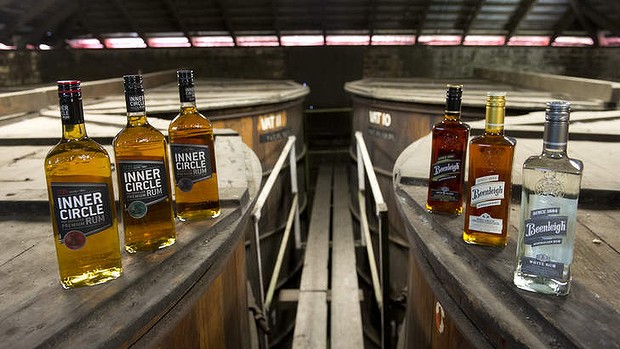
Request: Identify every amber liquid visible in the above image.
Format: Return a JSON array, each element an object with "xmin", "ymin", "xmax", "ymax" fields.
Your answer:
[
  {"xmin": 168, "ymin": 105, "xmax": 221, "ymax": 220},
  {"xmin": 113, "ymin": 115, "xmax": 176, "ymax": 252},
  {"xmin": 463, "ymin": 133, "xmax": 516, "ymax": 247},
  {"xmin": 45, "ymin": 124, "xmax": 122, "ymax": 288},
  {"xmin": 426, "ymin": 115, "xmax": 470, "ymax": 215}
]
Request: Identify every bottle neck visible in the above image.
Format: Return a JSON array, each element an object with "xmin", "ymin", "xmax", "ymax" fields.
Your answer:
[
  {"xmin": 179, "ymin": 83, "xmax": 197, "ymax": 112},
  {"xmin": 542, "ymin": 121, "xmax": 568, "ymax": 156},
  {"xmin": 60, "ymin": 96, "xmax": 87, "ymax": 140},
  {"xmin": 484, "ymin": 106, "xmax": 505, "ymax": 135},
  {"xmin": 125, "ymin": 89, "xmax": 148, "ymax": 126},
  {"xmin": 444, "ymin": 111, "xmax": 461, "ymax": 122}
]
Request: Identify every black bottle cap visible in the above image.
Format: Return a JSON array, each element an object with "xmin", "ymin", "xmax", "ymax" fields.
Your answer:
[
  {"xmin": 445, "ymin": 84, "xmax": 463, "ymax": 113},
  {"xmin": 123, "ymin": 74, "xmax": 144, "ymax": 93},
  {"xmin": 177, "ymin": 69, "xmax": 194, "ymax": 87}
]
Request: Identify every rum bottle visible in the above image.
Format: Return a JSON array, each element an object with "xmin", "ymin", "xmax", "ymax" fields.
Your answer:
[
  {"xmin": 168, "ymin": 69, "xmax": 221, "ymax": 220},
  {"xmin": 514, "ymin": 101, "xmax": 583, "ymax": 296},
  {"xmin": 113, "ymin": 75, "xmax": 176, "ymax": 252},
  {"xmin": 44, "ymin": 80, "xmax": 122, "ymax": 288},
  {"xmin": 426, "ymin": 84, "xmax": 470, "ymax": 215},
  {"xmin": 463, "ymin": 92, "xmax": 516, "ymax": 247}
]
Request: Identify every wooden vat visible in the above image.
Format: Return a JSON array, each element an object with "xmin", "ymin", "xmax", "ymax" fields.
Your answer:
[
  {"xmin": 0, "ymin": 93, "xmax": 262, "ymax": 349},
  {"xmin": 393, "ymin": 106, "xmax": 620, "ymax": 348},
  {"xmin": 81, "ymin": 76, "xmax": 309, "ymax": 343},
  {"xmin": 344, "ymin": 73, "xmax": 618, "ymax": 344}
]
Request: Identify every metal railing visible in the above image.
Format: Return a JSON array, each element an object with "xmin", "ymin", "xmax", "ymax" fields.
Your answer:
[
  {"xmin": 250, "ymin": 135, "xmax": 301, "ymax": 348},
  {"xmin": 355, "ymin": 131, "xmax": 391, "ymax": 349}
]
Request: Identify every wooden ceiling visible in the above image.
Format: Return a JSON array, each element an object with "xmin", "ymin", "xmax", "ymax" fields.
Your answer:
[{"xmin": 0, "ymin": 0, "xmax": 619, "ymax": 48}]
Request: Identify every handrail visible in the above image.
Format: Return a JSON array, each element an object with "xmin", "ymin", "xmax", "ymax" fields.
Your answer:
[
  {"xmin": 355, "ymin": 131, "xmax": 391, "ymax": 349},
  {"xmin": 250, "ymin": 135, "xmax": 301, "ymax": 349}
]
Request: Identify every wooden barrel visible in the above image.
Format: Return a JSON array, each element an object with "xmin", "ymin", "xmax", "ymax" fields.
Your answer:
[
  {"xmin": 344, "ymin": 74, "xmax": 617, "ymax": 343},
  {"xmin": 393, "ymin": 104, "xmax": 620, "ymax": 348},
  {"xmin": 0, "ymin": 88, "xmax": 263, "ymax": 349},
  {"xmin": 81, "ymin": 76, "xmax": 309, "ymax": 298}
]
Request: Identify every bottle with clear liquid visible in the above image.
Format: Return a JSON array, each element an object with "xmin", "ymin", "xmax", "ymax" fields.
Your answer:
[
  {"xmin": 514, "ymin": 101, "xmax": 583, "ymax": 296},
  {"xmin": 463, "ymin": 92, "xmax": 516, "ymax": 247},
  {"xmin": 44, "ymin": 80, "xmax": 122, "ymax": 288},
  {"xmin": 426, "ymin": 84, "xmax": 470, "ymax": 215},
  {"xmin": 113, "ymin": 75, "xmax": 176, "ymax": 252},
  {"xmin": 168, "ymin": 69, "xmax": 221, "ymax": 220}
]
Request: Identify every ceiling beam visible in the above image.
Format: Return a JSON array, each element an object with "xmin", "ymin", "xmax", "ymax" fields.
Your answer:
[
  {"xmin": 272, "ymin": 0, "xmax": 281, "ymax": 45},
  {"xmin": 504, "ymin": 0, "xmax": 537, "ymax": 40},
  {"xmin": 549, "ymin": 7, "xmax": 575, "ymax": 45},
  {"xmin": 160, "ymin": 0, "xmax": 191, "ymax": 44},
  {"xmin": 368, "ymin": 0, "xmax": 377, "ymax": 38},
  {"xmin": 15, "ymin": 0, "xmax": 80, "ymax": 48},
  {"xmin": 569, "ymin": 0, "xmax": 620, "ymax": 36},
  {"xmin": 460, "ymin": 0, "xmax": 486, "ymax": 44},
  {"xmin": 0, "ymin": 0, "xmax": 60, "ymax": 42},
  {"xmin": 415, "ymin": 0, "xmax": 433, "ymax": 44},
  {"xmin": 111, "ymin": 0, "xmax": 148, "ymax": 45},
  {"xmin": 568, "ymin": 0, "xmax": 600, "ymax": 45},
  {"xmin": 213, "ymin": 0, "xmax": 236, "ymax": 43}
]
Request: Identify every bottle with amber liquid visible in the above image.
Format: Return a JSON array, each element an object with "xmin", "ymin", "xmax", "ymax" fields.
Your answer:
[
  {"xmin": 44, "ymin": 80, "xmax": 122, "ymax": 288},
  {"xmin": 463, "ymin": 92, "xmax": 516, "ymax": 247},
  {"xmin": 426, "ymin": 84, "xmax": 470, "ymax": 215},
  {"xmin": 168, "ymin": 69, "xmax": 221, "ymax": 220},
  {"xmin": 514, "ymin": 101, "xmax": 583, "ymax": 296},
  {"xmin": 113, "ymin": 75, "xmax": 176, "ymax": 252}
]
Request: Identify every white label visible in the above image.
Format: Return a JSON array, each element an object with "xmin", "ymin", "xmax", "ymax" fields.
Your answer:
[
  {"xmin": 475, "ymin": 174, "xmax": 499, "ymax": 185},
  {"xmin": 470, "ymin": 180, "xmax": 505, "ymax": 205},
  {"xmin": 468, "ymin": 213, "xmax": 503, "ymax": 234}
]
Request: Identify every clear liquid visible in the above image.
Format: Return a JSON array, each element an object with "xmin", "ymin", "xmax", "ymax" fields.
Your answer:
[{"xmin": 514, "ymin": 153, "xmax": 583, "ymax": 296}]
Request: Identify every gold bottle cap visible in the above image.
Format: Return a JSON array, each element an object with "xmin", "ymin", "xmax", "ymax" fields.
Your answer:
[{"xmin": 485, "ymin": 92, "xmax": 506, "ymax": 132}]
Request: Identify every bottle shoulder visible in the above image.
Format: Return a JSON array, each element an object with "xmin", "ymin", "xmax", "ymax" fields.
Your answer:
[
  {"xmin": 470, "ymin": 134, "xmax": 516, "ymax": 147},
  {"xmin": 169, "ymin": 110, "xmax": 213, "ymax": 130},
  {"xmin": 523, "ymin": 154, "xmax": 583, "ymax": 174},
  {"xmin": 113, "ymin": 124, "xmax": 166, "ymax": 146},
  {"xmin": 433, "ymin": 120, "xmax": 471, "ymax": 133},
  {"xmin": 45, "ymin": 138, "xmax": 111, "ymax": 167}
]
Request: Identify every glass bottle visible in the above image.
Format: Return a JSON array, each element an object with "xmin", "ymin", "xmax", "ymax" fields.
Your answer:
[
  {"xmin": 44, "ymin": 80, "xmax": 122, "ymax": 288},
  {"xmin": 426, "ymin": 84, "xmax": 470, "ymax": 215},
  {"xmin": 514, "ymin": 101, "xmax": 583, "ymax": 296},
  {"xmin": 168, "ymin": 69, "xmax": 221, "ymax": 220},
  {"xmin": 463, "ymin": 92, "xmax": 516, "ymax": 247},
  {"xmin": 113, "ymin": 75, "xmax": 176, "ymax": 252}
]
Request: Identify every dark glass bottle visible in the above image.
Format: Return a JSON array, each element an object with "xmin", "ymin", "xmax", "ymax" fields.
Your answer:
[{"xmin": 426, "ymin": 84, "xmax": 470, "ymax": 215}]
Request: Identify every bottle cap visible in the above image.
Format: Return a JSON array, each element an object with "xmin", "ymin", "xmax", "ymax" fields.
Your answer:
[
  {"xmin": 445, "ymin": 84, "xmax": 463, "ymax": 114},
  {"xmin": 545, "ymin": 101, "xmax": 570, "ymax": 122},
  {"xmin": 177, "ymin": 69, "xmax": 194, "ymax": 87},
  {"xmin": 57, "ymin": 80, "xmax": 81, "ymax": 95},
  {"xmin": 123, "ymin": 74, "xmax": 144, "ymax": 93},
  {"xmin": 485, "ymin": 91, "xmax": 506, "ymax": 131}
]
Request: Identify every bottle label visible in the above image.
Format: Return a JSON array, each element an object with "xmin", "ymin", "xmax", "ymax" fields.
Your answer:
[
  {"xmin": 170, "ymin": 144, "xmax": 213, "ymax": 192},
  {"xmin": 524, "ymin": 207, "xmax": 567, "ymax": 246},
  {"xmin": 430, "ymin": 156, "xmax": 461, "ymax": 182},
  {"xmin": 51, "ymin": 182, "xmax": 113, "ymax": 250},
  {"xmin": 125, "ymin": 94, "xmax": 145, "ymax": 113},
  {"xmin": 118, "ymin": 160, "xmax": 169, "ymax": 219},
  {"xmin": 468, "ymin": 213, "xmax": 503, "ymax": 234},
  {"xmin": 59, "ymin": 100, "xmax": 85, "ymax": 125},
  {"xmin": 180, "ymin": 86, "xmax": 196, "ymax": 103},
  {"xmin": 429, "ymin": 187, "xmax": 458, "ymax": 202},
  {"xmin": 520, "ymin": 256, "xmax": 564, "ymax": 279},
  {"xmin": 470, "ymin": 175, "xmax": 505, "ymax": 208}
]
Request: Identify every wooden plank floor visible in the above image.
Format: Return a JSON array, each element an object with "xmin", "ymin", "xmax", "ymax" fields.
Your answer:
[
  {"xmin": 293, "ymin": 164, "xmax": 332, "ymax": 349},
  {"xmin": 330, "ymin": 165, "xmax": 364, "ymax": 349}
]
